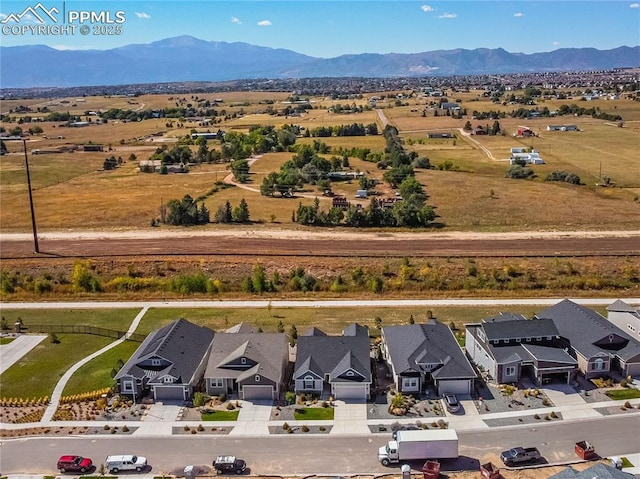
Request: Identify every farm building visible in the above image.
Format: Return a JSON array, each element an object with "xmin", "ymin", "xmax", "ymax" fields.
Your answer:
[
  {"xmin": 191, "ymin": 132, "xmax": 219, "ymax": 140},
  {"xmin": 547, "ymin": 125, "xmax": 579, "ymax": 131},
  {"xmin": 510, "ymin": 150, "xmax": 545, "ymax": 165},
  {"xmin": 516, "ymin": 127, "xmax": 535, "ymax": 137},
  {"xmin": 439, "ymin": 102, "xmax": 461, "ymax": 111},
  {"xmin": 427, "ymin": 131, "xmax": 455, "ymax": 138},
  {"xmin": 83, "ymin": 144, "xmax": 104, "ymax": 152}
]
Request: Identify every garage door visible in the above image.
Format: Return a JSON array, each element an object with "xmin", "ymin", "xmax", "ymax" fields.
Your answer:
[
  {"xmin": 437, "ymin": 380, "xmax": 470, "ymax": 395},
  {"xmin": 154, "ymin": 386, "xmax": 186, "ymax": 401},
  {"xmin": 333, "ymin": 384, "xmax": 367, "ymax": 400},
  {"xmin": 242, "ymin": 385, "xmax": 274, "ymax": 401}
]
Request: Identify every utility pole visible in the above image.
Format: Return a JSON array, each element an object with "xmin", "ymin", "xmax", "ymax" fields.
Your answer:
[{"xmin": 3, "ymin": 137, "xmax": 39, "ymax": 252}]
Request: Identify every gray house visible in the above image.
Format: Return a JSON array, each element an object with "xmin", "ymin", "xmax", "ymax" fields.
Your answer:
[
  {"xmin": 465, "ymin": 314, "xmax": 577, "ymax": 385},
  {"xmin": 382, "ymin": 321, "xmax": 477, "ymax": 395},
  {"xmin": 537, "ymin": 300, "xmax": 640, "ymax": 379},
  {"xmin": 115, "ymin": 318, "xmax": 215, "ymax": 402},
  {"xmin": 607, "ymin": 299, "xmax": 640, "ymax": 342},
  {"xmin": 203, "ymin": 326, "xmax": 288, "ymax": 401},
  {"xmin": 294, "ymin": 323, "xmax": 371, "ymax": 400}
]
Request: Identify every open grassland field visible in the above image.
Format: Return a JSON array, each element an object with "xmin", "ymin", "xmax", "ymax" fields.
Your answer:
[
  {"xmin": 0, "ymin": 309, "xmax": 139, "ymax": 330},
  {"xmin": 1, "ymin": 89, "xmax": 639, "ymax": 233}
]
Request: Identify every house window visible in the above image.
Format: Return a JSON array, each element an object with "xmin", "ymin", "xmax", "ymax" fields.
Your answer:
[
  {"xmin": 346, "ymin": 371, "xmax": 354, "ymax": 376},
  {"xmin": 503, "ymin": 339, "xmax": 510, "ymax": 344},
  {"xmin": 122, "ymin": 380, "xmax": 134, "ymax": 392},
  {"xmin": 255, "ymin": 375, "xmax": 260, "ymax": 382},
  {"xmin": 163, "ymin": 376, "xmax": 173, "ymax": 383},
  {"xmin": 241, "ymin": 358, "xmax": 246, "ymax": 364},
  {"xmin": 547, "ymin": 336, "xmax": 552, "ymax": 340},
  {"xmin": 151, "ymin": 359, "xmax": 161, "ymax": 366},
  {"xmin": 526, "ymin": 337, "xmax": 531, "ymax": 342},
  {"xmin": 505, "ymin": 366, "xmax": 516, "ymax": 376},
  {"xmin": 303, "ymin": 375, "xmax": 315, "ymax": 389},
  {"xmin": 536, "ymin": 337, "xmax": 542, "ymax": 341},
  {"xmin": 516, "ymin": 338, "xmax": 521, "ymax": 343},
  {"xmin": 402, "ymin": 377, "xmax": 418, "ymax": 389},
  {"xmin": 592, "ymin": 358, "xmax": 606, "ymax": 371},
  {"xmin": 627, "ymin": 325, "xmax": 635, "ymax": 333},
  {"xmin": 210, "ymin": 378, "xmax": 224, "ymax": 388}
]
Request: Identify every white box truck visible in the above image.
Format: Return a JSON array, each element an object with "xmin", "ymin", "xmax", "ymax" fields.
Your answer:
[{"xmin": 378, "ymin": 429, "xmax": 458, "ymax": 466}]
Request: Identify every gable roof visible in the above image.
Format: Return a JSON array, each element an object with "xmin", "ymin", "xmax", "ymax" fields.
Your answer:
[
  {"xmin": 204, "ymin": 332, "xmax": 287, "ymax": 383},
  {"xmin": 482, "ymin": 317, "xmax": 559, "ymax": 341},
  {"xmin": 301, "ymin": 327, "xmax": 328, "ymax": 337},
  {"xmin": 294, "ymin": 323, "xmax": 371, "ymax": 383},
  {"xmin": 607, "ymin": 299, "xmax": 640, "ymax": 316},
  {"xmin": 224, "ymin": 322, "xmax": 257, "ymax": 334},
  {"xmin": 383, "ymin": 321, "xmax": 476, "ymax": 380},
  {"xmin": 549, "ymin": 463, "xmax": 634, "ymax": 479},
  {"xmin": 115, "ymin": 318, "xmax": 215, "ymax": 384},
  {"xmin": 537, "ymin": 299, "xmax": 640, "ymax": 362}
]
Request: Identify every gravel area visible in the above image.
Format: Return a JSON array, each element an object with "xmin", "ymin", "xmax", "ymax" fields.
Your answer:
[
  {"xmin": 367, "ymin": 390, "xmax": 444, "ymax": 420},
  {"xmin": 172, "ymin": 425, "xmax": 231, "ymax": 435},
  {"xmin": 474, "ymin": 381, "xmax": 553, "ymax": 415},
  {"xmin": 270, "ymin": 403, "xmax": 334, "ymax": 421},
  {"xmin": 269, "ymin": 424, "xmax": 331, "ymax": 434},
  {"xmin": 594, "ymin": 403, "xmax": 640, "ymax": 416},
  {"xmin": 484, "ymin": 411, "xmax": 563, "ymax": 427}
]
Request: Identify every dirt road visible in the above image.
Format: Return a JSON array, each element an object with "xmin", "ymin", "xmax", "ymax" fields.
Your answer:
[{"xmin": 1, "ymin": 229, "xmax": 639, "ymax": 259}]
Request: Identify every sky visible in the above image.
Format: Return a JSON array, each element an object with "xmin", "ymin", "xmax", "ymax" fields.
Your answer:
[{"xmin": 1, "ymin": 0, "xmax": 639, "ymax": 56}]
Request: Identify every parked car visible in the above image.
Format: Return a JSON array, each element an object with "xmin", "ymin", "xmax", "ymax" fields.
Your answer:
[
  {"xmin": 391, "ymin": 425, "xmax": 419, "ymax": 440},
  {"xmin": 105, "ymin": 455, "xmax": 147, "ymax": 474},
  {"xmin": 500, "ymin": 447, "xmax": 541, "ymax": 465},
  {"xmin": 57, "ymin": 455, "xmax": 93, "ymax": 473},
  {"xmin": 213, "ymin": 456, "xmax": 247, "ymax": 475},
  {"xmin": 444, "ymin": 394, "xmax": 460, "ymax": 413}
]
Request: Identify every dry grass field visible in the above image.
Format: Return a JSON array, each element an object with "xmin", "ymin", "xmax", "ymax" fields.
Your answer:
[{"xmin": 2, "ymin": 89, "xmax": 639, "ymax": 232}]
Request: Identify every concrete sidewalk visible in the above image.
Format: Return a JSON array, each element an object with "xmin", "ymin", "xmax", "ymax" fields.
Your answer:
[
  {"xmin": 331, "ymin": 400, "xmax": 370, "ymax": 434},
  {"xmin": 0, "ymin": 334, "xmax": 46, "ymax": 374}
]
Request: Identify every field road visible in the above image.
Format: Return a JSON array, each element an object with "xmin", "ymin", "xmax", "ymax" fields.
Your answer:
[{"xmin": 1, "ymin": 229, "xmax": 639, "ymax": 259}]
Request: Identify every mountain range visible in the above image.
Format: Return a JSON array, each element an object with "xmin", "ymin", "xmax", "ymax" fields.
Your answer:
[{"xmin": 1, "ymin": 35, "xmax": 638, "ymax": 88}]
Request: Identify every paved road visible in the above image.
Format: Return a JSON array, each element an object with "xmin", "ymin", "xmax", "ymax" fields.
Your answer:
[
  {"xmin": 1, "ymin": 298, "xmax": 639, "ymax": 310},
  {"xmin": 0, "ymin": 335, "xmax": 46, "ymax": 374},
  {"xmin": 1, "ymin": 415, "xmax": 638, "ymax": 475}
]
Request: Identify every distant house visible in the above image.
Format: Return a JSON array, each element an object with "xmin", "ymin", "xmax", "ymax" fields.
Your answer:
[
  {"xmin": 547, "ymin": 125, "xmax": 578, "ymax": 131},
  {"xmin": 83, "ymin": 144, "xmax": 104, "ymax": 152},
  {"xmin": 606, "ymin": 300, "xmax": 640, "ymax": 341},
  {"xmin": 510, "ymin": 150, "xmax": 545, "ymax": 165},
  {"xmin": 69, "ymin": 121, "xmax": 90, "ymax": 127},
  {"xmin": 466, "ymin": 314, "xmax": 577, "ymax": 385},
  {"xmin": 191, "ymin": 132, "xmax": 218, "ymax": 140},
  {"xmin": 427, "ymin": 131, "xmax": 455, "ymax": 138},
  {"xmin": 332, "ymin": 196, "xmax": 350, "ymax": 210},
  {"xmin": 294, "ymin": 323, "xmax": 371, "ymax": 400},
  {"xmin": 439, "ymin": 102, "xmax": 460, "ymax": 111},
  {"xmin": 537, "ymin": 300, "xmax": 640, "ymax": 379},
  {"xmin": 382, "ymin": 321, "xmax": 477, "ymax": 395},
  {"xmin": 204, "ymin": 324, "xmax": 288, "ymax": 401},
  {"xmin": 115, "ymin": 319, "xmax": 215, "ymax": 402}
]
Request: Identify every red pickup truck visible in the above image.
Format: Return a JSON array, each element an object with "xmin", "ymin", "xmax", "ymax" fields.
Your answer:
[{"xmin": 57, "ymin": 455, "xmax": 93, "ymax": 473}]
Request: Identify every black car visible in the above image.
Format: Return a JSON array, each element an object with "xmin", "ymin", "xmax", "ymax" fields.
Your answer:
[
  {"xmin": 213, "ymin": 456, "xmax": 247, "ymax": 475},
  {"xmin": 391, "ymin": 425, "xmax": 419, "ymax": 440}
]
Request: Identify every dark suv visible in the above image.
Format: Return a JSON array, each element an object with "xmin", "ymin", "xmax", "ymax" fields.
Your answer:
[
  {"xmin": 57, "ymin": 455, "xmax": 93, "ymax": 473},
  {"xmin": 213, "ymin": 456, "xmax": 247, "ymax": 475}
]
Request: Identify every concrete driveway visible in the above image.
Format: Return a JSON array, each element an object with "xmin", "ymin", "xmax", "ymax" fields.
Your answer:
[
  {"xmin": 331, "ymin": 400, "xmax": 369, "ymax": 434},
  {"xmin": 0, "ymin": 334, "xmax": 46, "ymax": 374},
  {"xmin": 230, "ymin": 400, "xmax": 272, "ymax": 435}
]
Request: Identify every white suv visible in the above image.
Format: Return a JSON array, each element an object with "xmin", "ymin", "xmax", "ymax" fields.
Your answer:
[{"xmin": 105, "ymin": 455, "xmax": 148, "ymax": 474}]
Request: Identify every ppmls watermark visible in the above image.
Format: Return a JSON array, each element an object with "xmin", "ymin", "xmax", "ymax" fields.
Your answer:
[{"xmin": 1, "ymin": 2, "xmax": 126, "ymax": 37}]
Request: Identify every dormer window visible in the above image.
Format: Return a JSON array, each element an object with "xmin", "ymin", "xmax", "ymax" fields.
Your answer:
[
  {"xmin": 241, "ymin": 358, "xmax": 246, "ymax": 365},
  {"xmin": 163, "ymin": 376, "xmax": 173, "ymax": 383},
  {"xmin": 346, "ymin": 371, "xmax": 354, "ymax": 376},
  {"xmin": 255, "ymin": 375, "xmax": 260, "ymax": 382},
  {"xmin": 151, "ymin": 359, "xmax": 161, "ymax": 366}
]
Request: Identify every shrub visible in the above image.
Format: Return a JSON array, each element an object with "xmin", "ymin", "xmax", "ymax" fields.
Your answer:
[
  {"xmin": 302, "ymin": 425, "xmax": 310, "ymax": 433},
  {"xmin": 319, "ymin": 426, "xmax": 326, "ymax": 432},
  {"xmin": 226, "ymin": 402, "xmax": 235, "ymax": 410},
  {"xmin": 197, "ymin": 424, "xmax": 204, "ymax": 431},
  {"xmin": 122, "ymin": 425, "xmax": 129, "ymax": 432},
  {"xmin": 282, "ymin": 422, "xmax": 290, "ymax": 430}
]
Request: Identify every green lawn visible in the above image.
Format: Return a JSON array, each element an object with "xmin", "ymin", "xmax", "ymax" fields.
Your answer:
[
  {"xmin": 293, "ymin": 407, "xmax": 335, "ymax": 420},
  {"xmin": 62, "ymin": 340, "xmax": 141, "ymax": 395},
  {"xmin": 0, "ymin": 337, "xmax": 15, "ymax": 345},
  {"xmin": 605, "ymin": 388, "xmax": 640, "ymax": 400},
  {"xmin": 0, "ymin": 334, "xmax": 113, "ymax": 398},
  {"xmin": 200, "ymin": 410, "xmax": 240, "ymax": 421}
]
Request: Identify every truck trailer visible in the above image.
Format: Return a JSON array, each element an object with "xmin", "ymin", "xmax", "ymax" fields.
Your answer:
[{"xmin": 378, "ymin": 429, "xmax": 459, "ymax": 466}]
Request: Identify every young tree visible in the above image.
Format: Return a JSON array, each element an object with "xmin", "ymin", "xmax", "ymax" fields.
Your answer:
[{"xmin": 232, "ymin": 198, "xmax": 250, "ymax": 223}]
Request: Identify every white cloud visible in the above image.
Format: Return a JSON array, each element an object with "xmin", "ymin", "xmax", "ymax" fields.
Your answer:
[
  {"xmin": 421, "ymin": 5, "xmax": 434, "ymax": 12},
  {"xmin": 231, "ymin": 16, "xmax": 241, "ymax": 24},
  {"xmin": 553, "ymin": 41, "xmax": 561, "ymax": 47},
  {"xmin": 630, "ymin": 3, "xmax": 640, "ymax": 7},
  {"xmin": 135, "ymin": 12, "xmax": 151, "ymax": 19},
  {"xmin": 513, "ymin": 12, "xmax": 524, "ymax": 17},
  {"xmin": 438, "ymin": 12, "xmax": 457, "ymax": 19},
  {"xmin": 257, "ymin": 19, "xmax": 271, "ymax": 26}
]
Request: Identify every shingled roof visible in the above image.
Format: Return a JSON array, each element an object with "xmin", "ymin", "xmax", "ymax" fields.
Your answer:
[
  {"xmin": 116, "ymin": 318, "xmax": 215, "ymax": 385},
  {"xmin": 537, "ymin": 299, "xmax": 640, "ymax": 362},
  {"xmin": 383, "ymin": 321, "xmax": 476, "ymax": 380}
]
